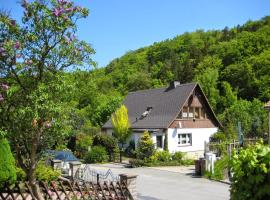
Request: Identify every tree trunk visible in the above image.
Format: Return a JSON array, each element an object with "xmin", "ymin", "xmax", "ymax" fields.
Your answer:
[{"xmin": 28, "ymin": 168, "xmax": 44, "ymax": 200}]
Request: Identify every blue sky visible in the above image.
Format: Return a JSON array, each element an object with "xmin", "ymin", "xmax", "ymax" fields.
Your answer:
[{"xmin": 1, "ymin": 0, "xmax": 270, "ymax": 67}]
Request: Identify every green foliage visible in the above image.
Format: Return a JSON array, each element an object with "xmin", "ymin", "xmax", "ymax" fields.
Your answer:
[
  {"xmin": 195, "ymin": 67, "xmax": 219, "ymax": 110},
  {"xmin": 205, "ymin": 156, "xmax": 229, "ymax": 181},
  {"xmin": 112, "ymin": 105, "xmax": 131, "ymax": 146},
  {"xmin": 35, "ymin": 163, "xmax": 60, "ymax": 183},
  {"xmin": 93, "ymin": 133, "xmax": 118, "ymax": 161},
  {"xmin": 136, "ymin": 131, "xmax": 155, "ymax": 160},
  {"xmin": 172, "ymin": 151, "xmax": 185, "ymax": 162},
  {"xmin": 210, "ymin": 131, "xmax": 227, "ymax": 142},
  {"xmin": 151, "ymin": 151, "xmax": 171, "ymax": 162},
  {"xmin": 219, "ymin": 99, "xmax": 268, "ymax": 138},
  {"xmin": 16, "ymin": 167, "xmax": 26, "ymax": 181},
  {"xmin": 230, "ymin": 142, "xmax": 270, "ymax": 200},
  {"xmin": 0, "ymin": 138, "xmax": 16, "ymax": 186},
  {"xmin": 84, "ymin": 146, "xmax": 108, "ymax": 163},
  {"xmin": 75, "ymin": 133, "xmax": 93, "ymax": 158}
]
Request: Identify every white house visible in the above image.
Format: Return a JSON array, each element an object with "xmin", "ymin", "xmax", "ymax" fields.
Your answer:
[{"xmin": 102, "ymin": 81, "xmax": 221, "ymax": 158}]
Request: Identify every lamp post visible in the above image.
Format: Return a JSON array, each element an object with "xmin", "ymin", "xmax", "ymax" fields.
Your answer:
[{"xmin": 264, "ymin": 101, "xmax": 270, "ymax": 145}]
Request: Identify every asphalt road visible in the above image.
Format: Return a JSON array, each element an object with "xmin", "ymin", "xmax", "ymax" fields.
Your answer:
[{"xmin": 88, "ymin": 163, "xmax": 230, "ymax": 200}]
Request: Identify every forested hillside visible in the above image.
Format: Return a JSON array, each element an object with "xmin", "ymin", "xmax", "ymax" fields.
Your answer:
[{"xmin": 71, "ymin": 16, "xmax": 270, "ymax": 139}]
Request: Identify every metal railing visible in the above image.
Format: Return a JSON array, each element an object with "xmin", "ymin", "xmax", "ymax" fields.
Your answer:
[{"xmin": 75, "ymin": 164, "xmax": 120, "ymax": 184}]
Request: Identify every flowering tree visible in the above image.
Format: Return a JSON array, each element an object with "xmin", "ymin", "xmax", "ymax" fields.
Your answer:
[{"xmin": 0, "ymin": 0, "xmax": 94, "ymax": 198}]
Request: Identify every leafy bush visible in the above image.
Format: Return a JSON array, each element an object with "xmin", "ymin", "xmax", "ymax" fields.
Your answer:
[
  {"xmin": 16, "ymin": 167, "xmax": 26, "ymax": 181},
  {"xmin": 230, "ymin": 142, "xmax": 270, "ymax": 200},
  {"xmin": 35, "ymin": 163, "xmax": 60, "ymax": 183},
  {"xmin": 93, "ymin": 134, "xmax": 118, "ymax": 161},
  {"xmin": 151, "ymin": 151, "xmax": 171, "ymax": 162},
  {"xmin": 84, "ymin": 146, "xmax": 108, "ymax": 163},
  {"xmin": 0, "ymin": 138, "xmax": 16, "ymax": 186},
  {"xmin": 210, "ymin": 131, "xmax": 227, "ymax": 142},
  {"xmin": 75, "ymin": 133, "xmax": 93, "ymax": 158},
  {"xmin": 172, "ymin": 151, "xmax": 185, "ymax": 162},
  {"xmin": 136, "ymin": 131, "xmax": 155, "ymax": 160},
  {"xmin": 129, "ymin": 159, "xmax": 145, "ymax": 168}
]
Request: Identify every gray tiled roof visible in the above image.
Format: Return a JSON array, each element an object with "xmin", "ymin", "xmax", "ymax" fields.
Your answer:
[{"xmin": 102, "ymin": 82, "xmax": 197, "ymax": 129}]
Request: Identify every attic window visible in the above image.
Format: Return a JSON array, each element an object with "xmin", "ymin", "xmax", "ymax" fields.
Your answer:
[{"xmin": 140, "ymin": 106, "xmax": 153, "ymax": 119}]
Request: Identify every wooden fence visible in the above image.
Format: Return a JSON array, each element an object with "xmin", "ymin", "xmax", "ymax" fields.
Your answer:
[{"xmin": 0, "ymin": 178, "xmax": 133, "ymax": 200}]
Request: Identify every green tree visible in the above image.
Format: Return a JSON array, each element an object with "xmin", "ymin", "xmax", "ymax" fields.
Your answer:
[
  {"xmin": 195, "ymin": 67, "xmax": 219, "ymax": 111},
  {"xmin": 75, "ymin": 133, "xmax": 93, "ymax": 158},
  {"xmin": 136, "ymin": 131, "xmax": 155, "ymax": 160},
  {"xmin": 0, "ymin": 136, "xmax": 16, "ymax": 186},
  {"xmin": 111, "ymin": 105, "xmax": 131, "ymax": 162},
  {"xmin": 0, "ymin": 0, "xmax": 94, "ymax": 198}
]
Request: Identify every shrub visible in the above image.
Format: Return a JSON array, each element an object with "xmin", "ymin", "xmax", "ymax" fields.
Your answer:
[
  {"xmin": 16, "ymin": 167, "xmax": 26, "ymax": 181},
  {"xmin": 172, "ymin": 151, "xmax": 185, "ymax": 162},
  {"xmin": 129, "ymin": 159, "xmax": 145, "ymax": 168},
  {"xmin": 75, "ymin": 133, "xmax": 93, "ymax": 158},
  {"xmin": 84, "ymin": 146, "xmax": 108, "ymax": 163},
  {"xmin": 136, "ymin": 131, "xmax": 155, "ymax": 160},
  {"xmin": 230, "ymin": 142, "xmax": 270, "ymax": 200},
  {"xmin": 0, "ymin": 138, "xmax": 16, "ymax": 186},
  {"xmin": 152, "ymin": 151, "xmax": 171, "ymax": 162},
  {"xmin": 35, "ymin": 163, "xmax": 60, "ymax": 183},
  {"xmin": 93, "ymin": 134, "xmax": 118, "ymax": 161}
]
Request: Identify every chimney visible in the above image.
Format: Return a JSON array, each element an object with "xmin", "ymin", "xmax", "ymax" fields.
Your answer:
[{"xmin": 166, "ymin": 81, "xmax": 180, "ymax": 91}]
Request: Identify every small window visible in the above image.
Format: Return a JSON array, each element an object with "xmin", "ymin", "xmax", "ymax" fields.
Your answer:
[
  {"xmin": 182, "ymin": 107, "xmax": 188, "ymax": 119},
  {"xmin": 178, "ymin": 133, "xmax": 192, "ymax": 145}
]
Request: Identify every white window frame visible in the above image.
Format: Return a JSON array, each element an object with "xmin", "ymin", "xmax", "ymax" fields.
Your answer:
[{"xmin": 178, "ymin": 133, "xmax": 192, "ymax": 146}]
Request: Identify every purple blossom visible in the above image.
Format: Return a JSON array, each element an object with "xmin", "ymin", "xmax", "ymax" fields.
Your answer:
[
  {"xmin": 0, "ymin": 48, "xmax": 5, "ymax": 57},
  {"xmin": 1, "ymin": 84, "xmax": 9, "ymax": 91},
  {"xmin": 64, "ymin": 35, "xmax": 71, "ymax": 44},
  {"xmin": 14, "ymin": 41, "xmax": 21, "ymax": 49},
  {"xmin": 0, "ymin": 94, "xmax": 4, "ymax": 102},
  {"xmin": 0, "ymin": 47, "xmax": 5, "ymax": 53},
  {"xmin": 65, "ymin": 7, "xmax": 73, "ymax": 12},
  {"xmin": 78, "ymin": 46, "xmax": 83, "ymax": 51},
  {"xmin": 52, "ymin": 8, "xmax": 61, "ymax": 17},
  {"xmin": 58, "ymin": 0, "xmax": 68, "ymax": 5}
]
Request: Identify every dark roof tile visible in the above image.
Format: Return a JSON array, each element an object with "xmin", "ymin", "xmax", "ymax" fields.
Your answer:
[{"xmin": 103, "ymin": 82, "xmax": 197, "ymax": 129}]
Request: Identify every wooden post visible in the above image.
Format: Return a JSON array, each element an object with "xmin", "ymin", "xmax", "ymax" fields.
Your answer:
[{"xmin": 120, "ymin": 174, "xmax": 138, "ymax": 200}]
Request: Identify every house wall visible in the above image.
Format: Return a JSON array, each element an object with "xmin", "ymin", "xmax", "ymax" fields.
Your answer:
[
  {"xmin": 104, "ymin": 129, "xmax": 165, "ymax": 149},
  {"xmin": 104, "ymin": 129, "xmax": 141, "ymax": 148},
  {"xmin": 167, "ymin": 127, "xmax": 218, "ymax": 158}
]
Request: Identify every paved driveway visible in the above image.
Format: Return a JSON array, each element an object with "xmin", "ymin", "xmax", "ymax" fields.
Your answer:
[{"xmin": 89, "ymin": 163, "xmax": 230, "ymax": 200}]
